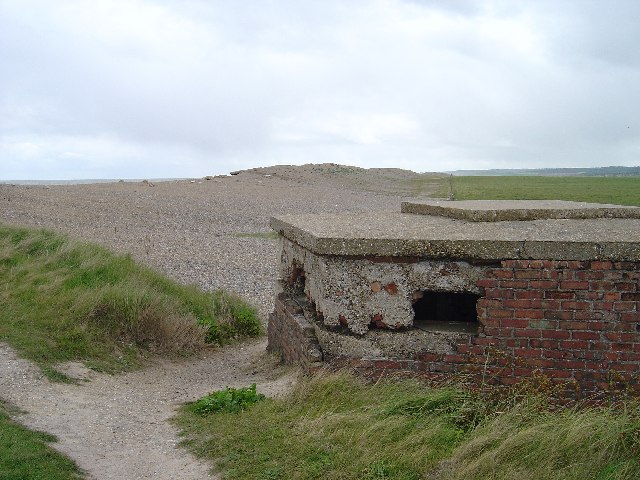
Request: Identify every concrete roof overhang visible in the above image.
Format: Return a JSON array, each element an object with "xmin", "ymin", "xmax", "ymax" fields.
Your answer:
[{"xmin": 270, "ymin": 200, "xmax": 640, "ymax": 261}]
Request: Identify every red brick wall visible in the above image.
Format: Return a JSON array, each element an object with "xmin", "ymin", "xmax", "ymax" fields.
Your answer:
[
  {"xmin": 270, "ymin": 259, "xmax": 640, "ymax": 400},
  {"xmin": 469, "ymin": 259, "xmax": 640, "ymax": 398},
  {"xmin": 268, "ymin": 293, "xmax": 323, "ymax": 368}
]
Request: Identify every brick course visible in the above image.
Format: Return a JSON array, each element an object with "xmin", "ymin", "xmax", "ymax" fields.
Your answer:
[{"xmin": 267, "ymin": 293, "xmax": 323, "ymax": 368}]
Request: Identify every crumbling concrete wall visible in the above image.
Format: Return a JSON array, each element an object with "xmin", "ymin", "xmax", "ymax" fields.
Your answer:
[
  {"xmin": 279, "ymin": 237, "xmax": 488, "ymax": 335},
  {"xmin": 269, "ymin": 200, "xmax": 640, "ymax": 399}
]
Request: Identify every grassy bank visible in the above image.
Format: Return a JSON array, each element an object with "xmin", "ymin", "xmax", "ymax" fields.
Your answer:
[
  {"xmin": 175, "ymin": 372, "xmax": 640, "ymax": 480},
  {"xmin": 433, "ymin": 176, "xmax": 640, "ymax": 206},
  {"xmin": 0, "ymin": 224, "xmax": 260, "ymax": 375},
  {"xmin": 0, "ymin": 401, "xmax": 84, "ymax": 479}
]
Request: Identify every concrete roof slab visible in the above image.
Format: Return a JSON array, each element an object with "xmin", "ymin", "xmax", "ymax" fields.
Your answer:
[
  {"xmin": 401, "ymin": 199, "xmax": 640, "ymax": 222},
  {"xmin": 270, "ymin": 211, "xmax": 640, "ymax": 261}
]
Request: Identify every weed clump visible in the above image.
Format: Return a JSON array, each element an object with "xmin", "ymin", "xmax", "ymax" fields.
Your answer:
[
  {"xmin": 198, "ymin": 297, "xmax": 261, "ymax": 344},
  {"xmin": 189, "ymin": 384, "xmax": 266, "ymax": 415},
  {"xmin": 0, "ymin": 224, "xmax": 261, "ymax": 373}
]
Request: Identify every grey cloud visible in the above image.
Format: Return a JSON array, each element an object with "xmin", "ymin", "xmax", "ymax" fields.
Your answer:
[{"xmin": 526, "ymin": 0, "xmax": 640, "ymax": 67}]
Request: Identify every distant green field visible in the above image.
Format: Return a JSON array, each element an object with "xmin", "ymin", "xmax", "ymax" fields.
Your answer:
[{"xmin": 433, "ymin": 176, "xmax": 640, "ymax": 206}]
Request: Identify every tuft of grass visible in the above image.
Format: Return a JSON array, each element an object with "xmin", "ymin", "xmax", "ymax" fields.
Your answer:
[
  {"xmin": 440, "ymin": 401, "xmax": 640, "ymax": 480},
  {"xmin": 40, "ymin": 366, "xmax": 77, "ymax": 384},
  {"xmin": 432, "ymin": 176, "xmax": 640, "ymax": 206},
  {"xmin": 0, "ymin": 224, "xmax": 261, "ymax": 374},
  {"xmin": 0, "ymin": 400, "xmax": 84, "ymax": 479},
  {"xmin": 233, "ymin": 232, "xmax": 279, "ymax": 240},
  {"xmin": 175, "ymin": 372, "xmax": 640, "ymax": 480},
  {"xmin": 384, "ymin": 387, "xmax": 488, "ymax": 433}
]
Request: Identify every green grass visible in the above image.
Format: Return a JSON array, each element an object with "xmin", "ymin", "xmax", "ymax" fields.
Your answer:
[
  {"xmin": 407, "ymin": 175, "xmax": 452, "ymax": 197},
  {"xmin": 0, "ymin": 224, "xmax": 261, "ymax": 376},
  {"xmin": 0, "ymin": 400, "xmax": 84, "ymax": 479},
  {"xmin": 431, "ymin": 176, "xmax": 640, "ymax": 206},
  {"xmin": 233, "ymin": 232, "xmax": 279, "ymax": 240},
  {"xmin": 188, "ymin": 384, "xmax": 266, "ymax": 415},
  {"xmin": 444, "ymin": 400, "xmax": 640, "ymax": 480},
  {"xmin": 175, "ymin": 373, "xmax": 491, "ymax": 479},
  {"xmin": 175, "ymin": 373, "xmax": 640, "ymax": 480}
]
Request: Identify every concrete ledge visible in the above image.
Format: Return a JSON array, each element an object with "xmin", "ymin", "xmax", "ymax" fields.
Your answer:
[
  {"xmin": 270, "ymin": 212, "xmax": 640, "ymax": 261},
  {"xmin": 401, "ymin": 199, "xmax": 640, "ymax": 222}
]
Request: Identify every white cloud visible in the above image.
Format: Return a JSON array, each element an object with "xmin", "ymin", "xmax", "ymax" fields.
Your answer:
[{"xmin": 276, "ymin": 112, "xmax": 420, "ymax": 146}]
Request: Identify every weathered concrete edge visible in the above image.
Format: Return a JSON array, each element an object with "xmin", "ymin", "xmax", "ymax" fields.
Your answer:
[
  {"xmin": 400, "ymin": 201, "xmax": 640, "ymax": 222},
  {"xmin": 270, "ymin": 216, "xmax": 640, "ymax": 261}
]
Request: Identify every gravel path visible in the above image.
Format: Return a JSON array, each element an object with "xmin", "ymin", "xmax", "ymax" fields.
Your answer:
[
  {"xmin": 0, "ymin": 339, "xmax": 294, "ymax": 479},
  {"xmin": 0, "ymin": 166, "xmax": 431, "ymax": 479}
]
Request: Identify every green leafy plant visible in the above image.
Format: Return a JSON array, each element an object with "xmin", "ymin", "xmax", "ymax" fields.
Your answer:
[{"xmin": 189, "ymin": 384, "xmax": 266, "ymax": 415}]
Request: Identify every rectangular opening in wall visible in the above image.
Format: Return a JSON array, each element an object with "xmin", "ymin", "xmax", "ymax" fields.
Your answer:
[{"xmin": 412, "ymin": 290, "xmax": 479, "ymax": 333}]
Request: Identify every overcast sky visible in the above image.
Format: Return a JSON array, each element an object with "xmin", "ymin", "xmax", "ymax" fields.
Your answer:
[{"xmin": 1, "ymin": 0, "xmax": 639, "ymax": 179}]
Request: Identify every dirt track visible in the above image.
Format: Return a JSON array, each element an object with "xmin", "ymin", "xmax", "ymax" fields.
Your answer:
[{"xmin": 0, "ymin": 340, "xmax": 296, "ymax": 479}]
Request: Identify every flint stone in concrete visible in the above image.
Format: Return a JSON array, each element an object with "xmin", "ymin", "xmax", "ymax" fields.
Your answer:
[
  {"xmin": 270, "ymin": 212, "xmax": 640, "ymax": 261},
  {"xmin": 401, "ymin": 199, "xmax": 640, "ymax": 222}
]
